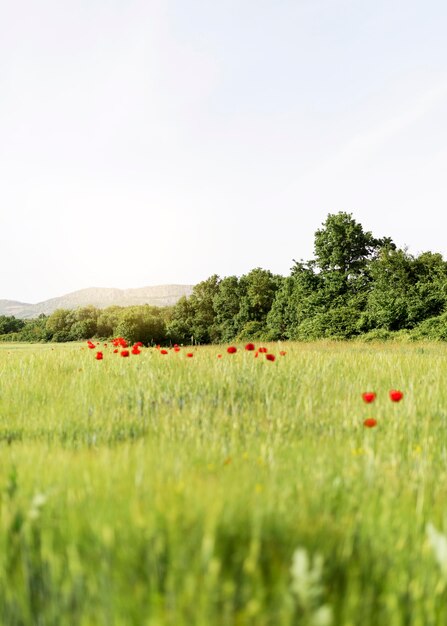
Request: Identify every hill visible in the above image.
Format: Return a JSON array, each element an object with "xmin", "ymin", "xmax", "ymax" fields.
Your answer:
[{"xmin": 0, "ymin": 285, "xmax": 194, "ymax": 319}]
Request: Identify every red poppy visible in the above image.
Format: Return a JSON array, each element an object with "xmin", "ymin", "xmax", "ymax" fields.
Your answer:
[
  {"xmin": 87, "ymin": 341, "xmax": 95, "ymax": 349},
  {"xmin": 113, "ymin": 349, "xmax": 118, "ymax": 354},
  {"xmin": 174, "ymin": 344, "xmax": 179, "ymax": 348},
  {"xmin": 119, "ymin": 338, "xmax": 128, "ymax": 348},
  {"xmin": 362, "ymin": 392, "xmax": 376, "ymax": 403},
  {"xmin": 160, "ymin": 349, "xmax": 168, "ymax": 355},
  {"xmin": 95, "ymin": 351, "xmax": 103, "ymax": 360},
  {"xmin": 266, "ymin": 353, "xmax": 275, "ymax": 362},
  {"xmin": 186, "ymin": 352, "xmax": 194, "ymax": 358},
  {"xmin": 245, "ymin": 343, "xmax": 255, "ymax": 351},
  {"xmin": 217, "ymin": 354, "xmax": 222, "ymax": 358},
  {"xmin": 227, "ymin": 346, "xmax": 237, "ymax": 354},
  {"xmin": 174, "ymin": 347, "xmax": 181, "ymax": 352},
  {"xmin": 134, "ymin": 341, "xmax": 143, "ymax": 348},
  {"xmin": 389, "ymin": 389, "xmax": 404, "ymax": 402},
  {"xmin": 254, "ymin": 351, "xmax": 259, "ymax": 358},
  {"xmin": 131, "ymin": 347, "xmax": 141, "ymax": 355},
  {"xmin": 258, "ymin": 347, "xmax": 268, "ymax": 353},
  {"xmin": 363, "ymin": 418, "xmax": 378, "ymax": 428},
  {"xmin": 121, "ymin": 350, "xmax": 130, "ymax": 357},
  {"xmin": 279, "ymin": 351, "xmax": 287, "ymax": 356}
]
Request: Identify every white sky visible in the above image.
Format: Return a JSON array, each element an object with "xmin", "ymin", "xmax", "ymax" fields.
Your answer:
[{"xmin": 1, "ymin": 0, "xmax": 447, "ymax": 303}]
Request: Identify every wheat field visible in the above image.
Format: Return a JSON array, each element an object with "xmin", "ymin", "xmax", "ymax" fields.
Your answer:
[{"xmin": 1, "ymin": 340, "xmax": 447, "ymax": 625}]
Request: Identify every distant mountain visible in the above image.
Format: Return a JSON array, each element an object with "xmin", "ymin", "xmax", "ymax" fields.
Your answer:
[{"xmin": 0, "ymin": 285, "xmax": 194, "ymax": 319}]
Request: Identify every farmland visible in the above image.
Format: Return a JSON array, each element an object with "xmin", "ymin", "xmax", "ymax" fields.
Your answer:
[{"xmin": 1, "ymin": 341, "xmax": 447, "ymax": 625}]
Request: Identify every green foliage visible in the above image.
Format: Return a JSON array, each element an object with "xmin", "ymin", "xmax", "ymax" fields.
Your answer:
[
  {"xmin": 5, "ymin": 212, "xmax": 447, "ymax": 345},
  {"xmin": 0, "ymin": 316, "xmax": 25, "ymax": 334},
  {"xmin": 115, "ymin": 306, "xmax": 166, "ymax": 345},
  {"xmin": 314, "ymin": 212, "xmax": 392, "ymax": 275}
]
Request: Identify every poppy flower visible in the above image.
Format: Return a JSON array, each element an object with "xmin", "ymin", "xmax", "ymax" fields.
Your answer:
[
  {"xmin": 217, "ymin": 354, "xmax": 222, "ymax": 358},
  {"xmin": 174, "ymin": 347, "xmax": 181, "ymax": 352},
  {"xmin": 362, "ymin": 392, "xmax": 376, "ymax": 403},
  {"xmin": 119, "ymin": 338, "xmax": 128, "ymax": 348},
  {"xmin": 279, "ymin": 351, "xmax": 287, "ymax": 356},
  {"xmin": 95, "ymin": 351, "xmax": 103, "ymax": 360},
  {"xmin": 87, "ymin": 341, "xmax": 95, "ymax": 349},
  {"xmin": 160, "ymin": 349, "xmax": 168, "ymax": 355},
  {"xmin": 363, "ymin": 418, "xmax": 377, "ymax": 428},
  {"xmin": 254, "ymin": 351, "xmax": 259, "ymax": 358},
  {"xmin": 227, "ymin": 346, "xmax": 237, "ymax": 354},
  {"xmin": 389, "ymin": 389, "xmax": 404, "ymax": 402},
  {"xmin": 134, "ymin": 341, "xmax": 143, "ymax": 348},
  {"xmin": 174, "ymin": 344, "xmax": 179, "ymax": 348},
  {"xmin": 258, "ymin": 347, "xmax": 268, "ymax": 353},
  {"xmin": 266, "ymin": 353, "xmax": 276, "ymax": 362},
  {"xmin": 245, "ymin": 343, "xmax": 255, "ymax": 351},
  {"xmin": 131, "ymin": 347, "xmax": 141, "ymax": 355},
  {"xmin": 121, "ymin": 350, "xmax": 130, "ymax": 357},
  {"xmin": 113, "ymin": 349, "xmax": 118, "ymax": 354},
  {"xmin": 186, "ymin": 353, "xmax": 194, "ymax": 358}
]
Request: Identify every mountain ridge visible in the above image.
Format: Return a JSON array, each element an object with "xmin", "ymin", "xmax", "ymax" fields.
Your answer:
[{"xmin": 0, "ymin": 285, "xmax": 194, "ymax": 319}]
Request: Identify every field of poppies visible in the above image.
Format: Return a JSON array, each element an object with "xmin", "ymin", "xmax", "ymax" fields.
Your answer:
[{"xmin": 1, "ymin": 340, "xmax": 447, "ymax": 625}]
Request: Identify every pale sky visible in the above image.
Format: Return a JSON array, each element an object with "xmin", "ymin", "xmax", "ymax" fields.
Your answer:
[{"xmin": 1, "ymin": 0, "xmax": 447, "ymax": 303}]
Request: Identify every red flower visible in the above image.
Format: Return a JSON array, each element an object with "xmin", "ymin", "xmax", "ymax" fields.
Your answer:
[
  {"xmin": 113, "ymin": 349, "xmax": 118, "ymax": 354},
  {"xmin": 174, "ymin": 347, "xmax": 181, "ymax": 352},
  {"xmin": 186, "ymin": 353, "xmax": 194, "ymax": 358},
  {"xmin": 245, "ymin": 343, "xmax": 255, "ymax": 351},
  {"xmin": 87, "ymin": 341, "xmax": 95, "ymax": 349},
  {"xmin": 121, "ymin": 350, "xmax": 130, "ymax": 357},
  {"xmin": 363, "ymin": 418, "xmax": 377, "ymax": 428},
  {"xmin": 131, "ymin": 347, "xmax": 141, "ymax": 355},
  {"xmin": 217, "ymin": 354, "xmax": 222, "ymax": 358},
  {"xmin": 258, "ymin": 347, "xmax": 268, "ymax": 353},
  {"xmin": 279, "ymin": 351, "xmax": 287, "ymax": 356},
  {"xmin": 174, "ymin": 344, "xmax": 179, "ymax": 348},
  {"xmin": 227, "ymin": 346, "xmax": 237, "ymax": 354},
  {"xmin": 119, "ymin": 338, "xmax": 128, "ymax": 348},
  {"xmin": 95, "ymin": 351, "xmax": 103, "ymax": 360},
  {"xmin": 362, "ymin": 392, "xmax": 376, "ymax": 403},
  {"xmin": 134, "ymin": 341, "xmax": 143, "ymax": 348},
  {"xmin": 254, "ymin": 351, "xmax": 259, "ymax": 358},
  {"xmin": 266, "ymin": 353, "xmax": 276, "ymax": 362},
  {"xmin": 160, "ymin": 349, "xmax": 168, "ymax": 355},
  {"xmin": 389, "ymin": 389, "xmax": 403, "ymax": 402}
]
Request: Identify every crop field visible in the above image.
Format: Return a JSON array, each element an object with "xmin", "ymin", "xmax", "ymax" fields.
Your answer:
[{"xmin": 1, "ymin": 341, "xmax": 447, "ymax": 625}]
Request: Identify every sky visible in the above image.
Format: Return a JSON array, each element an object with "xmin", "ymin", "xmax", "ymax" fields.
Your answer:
[{"xmin": 1, "ymin": 0, "xmax": 447, "ymax": 303}]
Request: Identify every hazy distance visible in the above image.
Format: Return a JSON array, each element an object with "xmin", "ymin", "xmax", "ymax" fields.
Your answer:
[{"xmin": 1, "ymin": 0, "xmax": 447, "ymax": 302}]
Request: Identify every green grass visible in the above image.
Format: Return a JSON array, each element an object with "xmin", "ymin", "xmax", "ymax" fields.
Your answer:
[{"xmin": 1, "ymin": 341, "xmax": 447, "ymax": 625}]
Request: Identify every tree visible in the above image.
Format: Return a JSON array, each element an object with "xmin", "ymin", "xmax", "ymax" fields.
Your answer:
[
  {"xmin": 212, "ymin": 276, "xmax": 244, "ymax": 342},
  {"xmin": 115, "ymin": 306, "xmax": 166, "ymax": 344},
  {"xmin": 188, "ymin": 275, "xmax": 221, "ymax": 343},
  {"xmin": 97, "ymin": 306, "xmax": 123, "ymax": 337},
  {"xmin": 314, "ymin": 212, "xmax": 393, "ymax": 276},
  {"xmin": 0, "ymin": 316, "xmax": 25, "ymax": 335}
]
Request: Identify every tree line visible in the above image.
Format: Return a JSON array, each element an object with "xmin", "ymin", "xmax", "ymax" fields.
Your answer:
[{"xmin": 3, "ymin": 212, "xmax": 447, "ymax": 344}]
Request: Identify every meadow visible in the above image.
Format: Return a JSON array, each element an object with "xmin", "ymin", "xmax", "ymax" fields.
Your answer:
[{"xmin": 1, "ymin": 340, "xmax": 447, "ymax": 625}]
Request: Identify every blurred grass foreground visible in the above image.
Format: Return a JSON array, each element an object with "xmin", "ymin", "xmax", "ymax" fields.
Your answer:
[{"xmin": 0, "ymin": 340, "xmax": 447, "ymax": 625}]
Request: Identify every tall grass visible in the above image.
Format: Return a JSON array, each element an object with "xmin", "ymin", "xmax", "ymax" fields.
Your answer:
[{"xmin": 0, "ymin": 341, "xmax": 447, "ymax": 625}]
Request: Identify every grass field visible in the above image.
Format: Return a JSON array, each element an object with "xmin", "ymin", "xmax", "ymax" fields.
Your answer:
[{"xmin": 1, "ymin": 340, "xmax": 447, "ymax": 625}]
